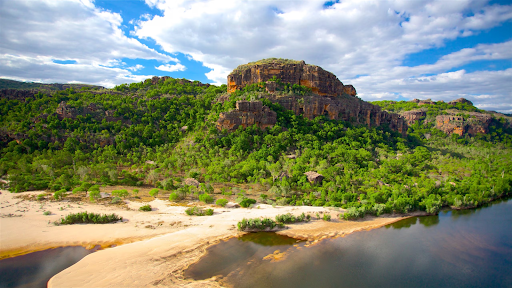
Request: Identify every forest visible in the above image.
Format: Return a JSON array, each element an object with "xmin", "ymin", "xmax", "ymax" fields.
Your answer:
[{"xmin": 1, "ymin": 77, "xmax": 511, "ymax": 218}]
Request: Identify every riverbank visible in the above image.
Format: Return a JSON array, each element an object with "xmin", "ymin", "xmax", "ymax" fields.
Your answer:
[{"xmin": 0, "ymin": 190, "xmax": 416, "ymax": 287}]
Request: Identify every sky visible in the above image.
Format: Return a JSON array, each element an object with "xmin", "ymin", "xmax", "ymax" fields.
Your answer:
[{"xmin": 0, "ymin": 0, "xmax": 511, "ymax": 113}]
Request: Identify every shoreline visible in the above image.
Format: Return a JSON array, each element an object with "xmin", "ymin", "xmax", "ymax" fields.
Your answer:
[{"xmin": 0, "ymin": 190, "xmax": 420, "ymax": 287}]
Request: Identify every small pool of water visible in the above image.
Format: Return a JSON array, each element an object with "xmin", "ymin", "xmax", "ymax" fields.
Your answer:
[
  {"xmin": 0, "ymin": 246, "xmax": 99, "ymax": 288},
  {"xmin": 186, "ymin": 198, "xmax": 512, "ymax": 288}
]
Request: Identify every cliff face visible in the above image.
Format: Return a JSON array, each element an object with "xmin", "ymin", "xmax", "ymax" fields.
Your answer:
[
  {"xmin": 221, "ymin": 59, "xmax": 406, "ymax": 135},
  {"xmin": 401, "ymin": 110, "xmax": 426, "ymax": 125},
  {"xmin": 227, "ymin": 60, "xmax": 353, "ymax": 97},
  {"xmin": 436, "ymin": 112, "xmax": 492, "ymax": 136},
  {"xmin": 217, "ymin": 101, "xmax": 277, "ymax": 132}
]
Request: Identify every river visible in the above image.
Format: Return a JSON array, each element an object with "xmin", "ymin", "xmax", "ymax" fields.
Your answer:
[{"xmin": 186, "ymin": 198, "xmax": 512, "ymax": 288}]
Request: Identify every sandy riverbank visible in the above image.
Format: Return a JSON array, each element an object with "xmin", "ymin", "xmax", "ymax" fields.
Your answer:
[{"xmin": 0, "ymin": 190, "xmax": 419, "ymax": 287}]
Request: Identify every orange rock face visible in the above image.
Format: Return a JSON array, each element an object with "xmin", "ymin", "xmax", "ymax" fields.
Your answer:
[
  {"xmin": 435, "ymin": 114, "xmax": 492, "ymax": 136},
  {"xmin": 216, "ymin": 101, "xmax": 277, "ymax": 132},
  {"xmin": 227, "ymin": 60, "xmax": 349, "ymax": 97},
  {"xmin": 401, "ymin": 110, "xmax": 426, "ymax": 125}
]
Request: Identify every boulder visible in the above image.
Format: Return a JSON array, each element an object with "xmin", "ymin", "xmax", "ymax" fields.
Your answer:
[
  {"xmin": 184, "ymin": 178, "xmax": 200, "ymax": 187},
  {"xmin": 304, "ymin": 171, "xmax": 324, "ymax": 184}
]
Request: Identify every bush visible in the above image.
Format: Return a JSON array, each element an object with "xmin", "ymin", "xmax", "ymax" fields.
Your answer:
[
  {"xmin": 139, "ymin": 204, "xmax": 152, "ymax": 211},
  {"xmin": 132, "ymin": 189, "xmax": 139, "ymax": 197},
  {"xmin": 53, "ymin": 189, "xmax": 66, "ymax": 200},
  {"xmin": 239, "ymin": 198, "xmax": 256, "ymax": 208},
  {"xmin": 216, "ymin": 198, "xmax": 228, "ymax": 207},
  {"xmin": 323, "ymin": 214, "xmax": 331, "ymax": 221},
  {"xmin": 199, "ymin": 193, "xmax": 214, "ymax": 204},
  {"xmin": 43, "ymin": 211, "xmax": 51, "ymax": 215},
  {"xmin": 111, "ymin": 197, "xmax": 122, "ymax": 204},
  {"xmin": 112, "ymin": 189, "xmax": 129, "ymax": 198},
  {"xmin": 58, "ymin": 212, "xmax": 122, "ymax": 225},
  {"xmin": 169, "ymin": 192, "xmax": 179, "ymax": 201},
  {"xmin": 275, "ymin": 212, "xmax": 309, "ymax": 224},
  {"xmin": 149, "ymin": 188, "xmax": 159, "ymax": 197},
  {"xmin": 37, "ymin": 193, "xmax": 46, "ymax": 201},
  {"xmin": 89, "ymin": 190, "xmax": 100, "ymax": 202},
  {"xmin": 185, "ymin": 206, "xmax": 214, "ymax": 216},
  {"xmin": 342, "ymin": 207, "xmax": 366, "ymax": 220},
  {"xmin": 237, "ymin": 217, "xmax": 284, "ymax": 231}
]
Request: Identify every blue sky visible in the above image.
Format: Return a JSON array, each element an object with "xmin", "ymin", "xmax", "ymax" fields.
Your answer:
[{"xmin": 0, "ymin": 0, "xmax": 511, "ymax": 113}]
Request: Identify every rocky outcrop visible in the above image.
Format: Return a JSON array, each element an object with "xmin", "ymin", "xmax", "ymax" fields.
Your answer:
[
  {"xmin": 304, "ymin": 171, "xmax": 323, "ymax": 184},
  {"xmin": 227, "ymin": 59, "xmax": 349, "ymax": 97},
  {"xmin": 436, "ymin": 112, "xmax": 492, "ymax": 136},
  {"xmin": 448, "ymin": 98, "xmax": 473, "ymax": 106},
  {"xmin": 225, "ymin": 59, "xmax": 406, "ymax": 135},
  {"xmin": 267, "ymin": 94, "xmax": 406, "ymax": 135},
  {"xmin": 401, "ymin": 110, "xmax": 426, "ymax": 125},
  {"xmin": 217, "ymin": 101, "xmax": 277, "ymax": 132},
  {"xmin": 0, "ymin": 89, "xmax": 37, "ymax": 101}
]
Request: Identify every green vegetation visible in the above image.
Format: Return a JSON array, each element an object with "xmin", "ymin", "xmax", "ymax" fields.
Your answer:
[
  {"xmin": 57, "ymin": 211, "xmax": 122, "ymax": 225},
  {"xmin": 231, "ymin": 58, "xmax": 306, "ymax": 74},
  {"xmin": 275, "ymin": 212, "xmax": 310, "ymax": 223},
  {"xmin": 43, "ymin": 211, "xmax": 51, "ymax": 215},
  {"xmin": 185, "ymin": 206, "xmax": 214, "ymax": 216},
  {"xmin": 149, "ymin": 188, "xmax": 159, "ymax": 198},
  {"xmin": 215, "ymin": 198, "xmax": 228, "ymax": 207},
  {"xmin": 139, "ymin": 204, "xmax": 152, "ymax": 211},
  {"xmin": 198, "ymin": 193, "xmax": 214, "ymax": 204},
  {"xmin": 237, "ymin": 217, "xmax": 283, "ymax": 231},
  {"xmin": 112, "ymin": 189, "xmax": 129, "ymax": 198},
  {"xmin": 1, "ymin": 77, "xmax": 511, "ymax": 219}
]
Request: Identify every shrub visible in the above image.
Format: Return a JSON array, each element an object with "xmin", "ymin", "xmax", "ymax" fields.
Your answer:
[
  {"xmin": 139, "ymin": 204, "xmax": 152, "ymax": 211},
  {"xmin": 132, "ymin": 189, "xmax": 139, "ymax": 197},
  {"xmin": 276, "ymin": 197, "xmax": 288, "ymax": 206},
  {"xmin": 342, "ymin": 207, "xmax": 366, "ymax": 220},
  {"xmin": 43, "ymin": 211, "xmax": 51, "ymax": 215},
  {"xmin": 53, "ymin": 189, "xmax": 66, "ymax": 200},
  {"xmin": 237, "ymin": 217, "xmax": 284, "ymax": 231},
  {"xmin": 216, "ymin": 198, "xmax": 228, "ymax": 207},
  {"xmin": 169, "ymin": 192, "xmax": 179, "ymax": 201},
  {"xmin": 239, "ymin": 198, "xmax": 256, "ymax": 208},
  {"xmin": 58, "ymin": 212, "xmax": 122, "ymax": 225},
  {"xmin": 89, "ymin": 190, "xmax": 100, "ymax": 202},
  {"xmin": 185, "ymin": 206, "xmax": 214, "ymax": 216},
  {"xmin": 199, "ymin": 193, "xmax": 214, "ymax": 204},
  {"xmin": 149, "ymin": 188, "xmax": 159, "ymax": 197},
  {"xmin": 275, "ymin": 212, "xmax": 309, "ymax": 224},
  {"xmin": 111, "ymin": 197, "xmax": 122, "ymax": 204},
  {"xmin": 112, "ymin": 189, "xmax": 129, "ymax": 198},
  {"xmin": 37, "ymin": 193, "xmax": 46, "ymax": 201},
  {"xmin": 323, "ymin": 214, "xmax": 331, "ymax": 221}
]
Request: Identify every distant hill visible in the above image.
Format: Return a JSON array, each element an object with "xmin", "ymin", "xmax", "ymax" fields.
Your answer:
[{"xmin": 0, "ymin": 78, "xmax": 104, "ymax": 91}]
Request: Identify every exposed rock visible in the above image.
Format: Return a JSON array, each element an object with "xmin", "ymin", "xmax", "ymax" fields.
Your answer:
[
  {"xmin": 401, "ymin": 110, "xmax": 426, "ymax": 125},
  {"xmin": 304, "ymin": 171, "xmax": 323, "ymax": 185},
  {"xmin": 225, "ymin": 59, "xmax": 406, "ymax": 135},
  {"xmin": 184, "ymin": 178, "xmax": 200, "ymax": 187},
  {"xmin": 0, "ymin": 89, "xmax": 37, "ymax": 101},
  {"xmin": 225, "ymin": 202, "xmax": 240, "ymax": 208},
  {"xmin": 267, "ymin": 94, "xmax": 406, "ymax": 136},
  {"xmin": 228, "ymin": 59, "xmax": 347, "ymax": 97},
  {"xmin": 449, "ymin": 98, "xmax": 473, "ymax": 106},
  {"xmin": 418, "ymin": 99, "xmax": 435, "ymax": 106},
  {"xmin": 217, "ymin": 101, "xmax": 277, "ymax": 131},
  {"xmin": 436, "ymin": 111, "xmax": 492, "ymax": 136}
]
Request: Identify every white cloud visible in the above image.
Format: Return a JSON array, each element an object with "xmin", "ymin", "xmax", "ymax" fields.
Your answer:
[
  {"xmin": 0, "ymin": 0, "xmax": 174, "ymax": 86},
  {"xmin": 127, "ymin": 64, "xmax": 145, "ymax": 71},
  {"xmin": 134, "ymin": 0, "xmax": 512, "ymax": 112},
  {"xmin": 155, "ymin": 63, "xmax": 186, "ymax": 72}
]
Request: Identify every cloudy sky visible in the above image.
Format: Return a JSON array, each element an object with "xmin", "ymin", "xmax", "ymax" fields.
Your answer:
[{"xmin": 1, "ymin": 0, "xmax": 511, "ymax": 113}]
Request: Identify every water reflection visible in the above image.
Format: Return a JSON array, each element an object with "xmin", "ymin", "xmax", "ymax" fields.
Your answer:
[
  {"xmin": 0, "ymin": 246, "xmax": 98, "ymax": 288},
  {"xmin": 187, "ymin": 198, "xmax": 512, "ymax": 288}
]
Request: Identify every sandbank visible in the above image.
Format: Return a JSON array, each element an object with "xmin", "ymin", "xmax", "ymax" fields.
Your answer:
[{"xmin": 0, "ymin": 190, "xmax": 418, "ymax": 287}]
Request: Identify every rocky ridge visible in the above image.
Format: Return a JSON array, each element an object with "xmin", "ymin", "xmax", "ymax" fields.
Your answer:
[{"xmin": 219, "ymin": 59, "xmax": 407, "ymax": 135}]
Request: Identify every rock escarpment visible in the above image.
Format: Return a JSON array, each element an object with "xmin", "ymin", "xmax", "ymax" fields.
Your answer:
[
  {"xmin": 220, "ymin": 59, "xmax": 406, "ymax": 135},
  {"xmin": 436, "ymin": 112, "xmax": 492, "ymax": 136},
  {"xmin": 227, "ymin": 59, "xmax": 354, "ymax": 97},
  {"xmin": 217, "ymin": 101, "xmax": 277, "ymax": 132},
  {"xmin": 401, "ymin": 110, "xmax": 426, "ymax": 125}
]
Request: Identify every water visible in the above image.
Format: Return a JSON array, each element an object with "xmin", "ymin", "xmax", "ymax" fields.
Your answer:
[
  {"xmin": 186, "ymin": 198, "xmax": 512, "ymax": 288},
  {"xmin": 0, "ymin": 246, "xmax": 98, "ymax": 288}
]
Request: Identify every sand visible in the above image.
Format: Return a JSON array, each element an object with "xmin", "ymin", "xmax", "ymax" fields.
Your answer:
[{"xmin": 0, "ymin": 190, "xmax": 420, "ymax": 287}]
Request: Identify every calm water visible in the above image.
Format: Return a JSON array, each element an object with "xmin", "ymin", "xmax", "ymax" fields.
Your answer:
[
  {"xmin": 186, "ymin": 198, "xmax": 512, "ymax": 288},
  {"xmin": 0, "ymin": 246, "xmax": 98, "ymax": 288}
]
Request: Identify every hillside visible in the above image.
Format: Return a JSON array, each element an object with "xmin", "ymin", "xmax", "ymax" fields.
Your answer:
[{"xmin": 1, "ymin": 59, "xmax": 511, "ymax": 218}]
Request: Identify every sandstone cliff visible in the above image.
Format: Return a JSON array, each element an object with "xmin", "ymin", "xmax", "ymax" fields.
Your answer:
[
  {"xmin": 227, "ymin": 58, "xmax": 354, "ymax": 97},
  {"xmin": 220, "ymin": 58, "xmax": 406, "ymax": 135},
  {"xmin": 435, "ymin": 111, "xmax": 492, "ymax": 136},
  {"xmin": 217, "ymin": 101, "xmax": 277, "ymax": 132}
]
